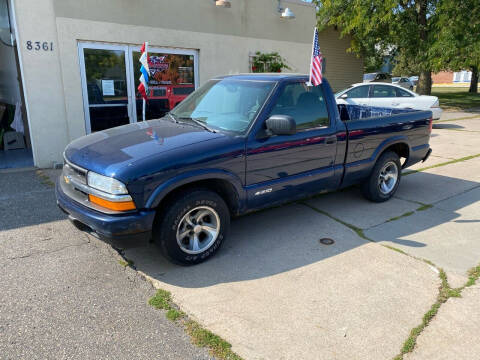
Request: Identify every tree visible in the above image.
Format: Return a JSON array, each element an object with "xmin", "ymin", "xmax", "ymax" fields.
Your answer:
[
  {"xmin": 431, "ymin": 0, "xmax": 480, "ymax": 93},
  {"xmin": 313, "ymin": 0, "xmax": 440, "ymax": 95}
]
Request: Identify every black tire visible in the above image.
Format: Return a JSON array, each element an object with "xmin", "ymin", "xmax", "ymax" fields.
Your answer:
[
  {"xmin": 361, "ymin": 151, "xmax": 401, "ymax": 202},
  {"xmin": 153, "ymin": 189, "xmax": 230, "ymax": 265}
]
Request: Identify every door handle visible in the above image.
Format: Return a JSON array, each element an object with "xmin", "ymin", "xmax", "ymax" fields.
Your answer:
[
  {"xmin": 325, "ymin": 135, "xmax": 337, "ymax": 145},
  {"xmin": 392, "ymin": 102, "xmax": 400, "ymax": 106}
]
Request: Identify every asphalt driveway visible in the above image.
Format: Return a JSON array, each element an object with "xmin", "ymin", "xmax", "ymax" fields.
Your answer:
[{"xmin": 0, "ymin": 170, "xmax": 211, "ymax": 359}]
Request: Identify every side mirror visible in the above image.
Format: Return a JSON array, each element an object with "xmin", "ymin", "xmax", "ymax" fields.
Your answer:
[
  {"xmin": 265, "ymin": 115, "xmax": 296, "ymax": 136},
  {"xmin": 340, "ymin": 93, "xmax": 348, "ymax": 99}
]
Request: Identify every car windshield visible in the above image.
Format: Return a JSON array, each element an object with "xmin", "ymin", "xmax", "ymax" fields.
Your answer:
[
  {"xmin": 170, "ymin": 79, "xmax": 275, "ymax": 134},
  {"xmin": 392, "ymin": 77, "xmax": 400, "ymax": 82},
  {"xmin": 335, "ymin": 87, "xmax": 352, "ymax": 96},
  {"xmin": 363, "ymin": 73, "xmax": 376, "ymax": 81}
]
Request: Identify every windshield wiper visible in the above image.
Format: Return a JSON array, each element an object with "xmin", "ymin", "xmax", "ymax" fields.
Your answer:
[
  {"xmin": 166, "ymin": 112, "xmax": 179, "ymax": 123},
  {"xmin": 178, "ymin": 117, "xmax": 217, "ymax": 133}
]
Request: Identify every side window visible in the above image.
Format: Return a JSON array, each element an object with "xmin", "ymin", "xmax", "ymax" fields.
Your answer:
[
  {"xmin": 396, "ymin": 88, "xmax": 413, "ymax": 97},
  {"xmin": 270, "ymin": 82, "xmax": 329, "ymax": 130},
  {"xmin": 346, "ymin": 86, "xmax": 370, "ymax": 98},
  {"xmin": 373, "ymin": 85, "xmax": 397, "ymax": 98}
]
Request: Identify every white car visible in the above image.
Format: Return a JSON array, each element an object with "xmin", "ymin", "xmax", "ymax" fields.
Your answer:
[
  {"xmin": 392, "ymin": 77, "xmax": 415, "ymax": 90},
  {"xmin": 335, "ymin": 82, "xmax": 442, "ymax": 120}
]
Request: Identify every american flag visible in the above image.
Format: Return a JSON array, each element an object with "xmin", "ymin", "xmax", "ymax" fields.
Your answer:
[
  {"xmin": 309, "ymin": 28, "xmax": 323, "ymax": 86},
  {"xmin": 138, "ymin": 42, "xmax": 150, "ymax": 102}
]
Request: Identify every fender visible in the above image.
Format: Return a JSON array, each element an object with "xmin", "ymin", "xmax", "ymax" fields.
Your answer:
[
  {"xmin": 145, "ymin": 168, "xmax": 245, "ymax": 209},
  {"xmin": 342, "ymin": 135, "xmax": 410, "ymax": 187},
  {"xmin": 371, "ymin": 135, "xmax": 410, "ymax": 165},
  {"xmin": 346, "ymin": 135, "xmax": 410, "ymax": 171}
]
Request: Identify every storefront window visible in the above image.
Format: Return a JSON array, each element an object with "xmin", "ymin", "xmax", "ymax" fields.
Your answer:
[{"xmin": 132, "ymin": 52, "xmax": 196, "ymax": 121}]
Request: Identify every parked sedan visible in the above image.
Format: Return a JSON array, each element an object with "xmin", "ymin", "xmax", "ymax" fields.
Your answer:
[
  {"xmin": 392, "ymin": 77, "xmax": 415, "ymax": 90},
  {"xmin": 336, "ymin": 83, "xmax": 442, "ymax": 119},
  {"xmin": 363, "ymin": 72, "xmax": 392, "ymax": 83},
  {"xmin": 409, "ymin": 76, "xmax": 419, "ymax": 86}
]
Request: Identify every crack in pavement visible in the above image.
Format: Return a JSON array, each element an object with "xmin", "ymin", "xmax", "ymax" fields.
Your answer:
[{"xmin": 7, "ymin": 241, "xmax": 90, "ymax": 261}]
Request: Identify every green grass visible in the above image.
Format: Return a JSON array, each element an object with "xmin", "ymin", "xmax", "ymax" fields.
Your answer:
[
  {"xmin": 386, "ymin": 211, "xmax": 415, "ymax": 222},
  {"xmin": 166, "ymin": 309, "xmax": 185, "ymax": 321},
  {"xmin": 434, "ymin": 114, "xmax": 480, "ymax": 123},
  {"xmin": 394, "ymin": 269, "xmax": 460, "ymax": 359},
  {"xmin": 301, "ymin": 202, "xmax": 370, "ymax": 241},
  {"xmin": 35, "ymin": 170, "xmax": 55, "ymax": 187},
  {"xmin": 381, "ymin": 244, "xmax": 409, "ymax": 256},
  {"xmin": 404, "ymin": 153, "xmax": 480, "ymax": 175},
  {"xmin": 148, "ymin": 289, "xmax": 243, "ymax": 359},
  {"xmin": 148, "ymin": 289, "xmax": 172, "ymax": 310},
  {"xmin": 461, "ymin": 264, "xmax": 480, "ymax": 289},
  {"xmin": 431, "ymin": 87, "xmax": 480, "ymax": 111},
  {"xmin": 416, "ymin": 204, "xmax": 433, "ymax": 211},
  {"xmin": 186, "ymin": 321, "xmax": 242, "ymax": 360},
  {"xmin": 118, "ymin": 259, "xmax": 134, "ymax": 268}
]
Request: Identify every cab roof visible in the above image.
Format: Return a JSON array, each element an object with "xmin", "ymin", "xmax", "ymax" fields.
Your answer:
[{"xmin": 213, "ymin": 73, "xmax": 309, "ymax": 82}]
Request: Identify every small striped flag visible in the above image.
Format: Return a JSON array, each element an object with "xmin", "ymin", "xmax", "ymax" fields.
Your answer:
[
  {"xmin": 309, "ymin": 28, "xmax": 323, "ymax": 86},
  {"xmin": 137, "ymin": 42, "xmax": 150, "ymax": 102}
]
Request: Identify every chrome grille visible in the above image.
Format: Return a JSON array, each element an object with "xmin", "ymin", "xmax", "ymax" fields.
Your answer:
[
  {"xmin": 63, "ymin": 161, "xmax": 87, "ymax": 185},
  {"xmin": 60, "ymin": 158, "xmax": 134, "ymax": 214}
]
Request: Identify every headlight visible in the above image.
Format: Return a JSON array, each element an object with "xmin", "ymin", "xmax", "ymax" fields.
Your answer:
[{"xmin": 87, "ymin": 171, "xmax": 128, "ymax": 195}]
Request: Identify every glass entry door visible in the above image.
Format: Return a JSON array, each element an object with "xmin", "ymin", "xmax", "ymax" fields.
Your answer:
[
  {"xmin": 79, "ymin": 43, "xmax": 134, "ymax": 133},
  {"xmin": 79, "ymin": 43, "xmax": 198, "ymax": 133},
  {"xmin": 130, "ymin": 48, "xmax": 197, "ymax": 121}
]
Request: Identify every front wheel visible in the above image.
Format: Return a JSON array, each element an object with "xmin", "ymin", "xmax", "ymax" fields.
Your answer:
[
  {"xmin": 361, "ymin": 151, "xmax": 401, "ymax": 202},
  {"xmin": 153, "ymin": 189, "xmax": 230, "ymax": 265}
]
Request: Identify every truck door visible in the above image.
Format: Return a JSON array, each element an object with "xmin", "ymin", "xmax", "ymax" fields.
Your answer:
[{"xmin": 245, "ymin": 80, "xmax": 338, "ymax": 208}]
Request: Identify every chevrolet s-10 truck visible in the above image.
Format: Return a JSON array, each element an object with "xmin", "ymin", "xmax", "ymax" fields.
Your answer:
[{"xmin": 56, "ymin": 74, "xmax": 432, "ymax": 264}]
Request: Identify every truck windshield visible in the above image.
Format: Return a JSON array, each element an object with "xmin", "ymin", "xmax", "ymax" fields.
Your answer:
[{"xmin": 170, "ymin": 79, "xmax": 275, "ymax": 134}]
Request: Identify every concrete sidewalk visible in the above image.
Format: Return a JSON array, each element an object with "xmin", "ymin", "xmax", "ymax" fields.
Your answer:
[
  {"xmin": 121, "ymin": 111, "xmax": 480, "ymax": 359},
  {"xmin": 2, "ymin": 109, "xmax": 479, "ymax": 360},
  {"xmin": 123, "ymin": 204, "xmax": 439, "ymax": 360},
  {"xmin": 405, "ymin": 284, "xmax": 480, "ymax": 360},
  {"xmin": 0, "ymin": 170, "xmax": 211, "ymax": 359}
]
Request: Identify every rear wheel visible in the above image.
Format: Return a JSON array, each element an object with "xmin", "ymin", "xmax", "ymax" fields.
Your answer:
[
  {"xmin": 153, "ymin": 189, "xmax": 230, "ymax": 264},
  {"xmin": 362, "ymin": 151, "xmax": 401, "ymax": 202}
]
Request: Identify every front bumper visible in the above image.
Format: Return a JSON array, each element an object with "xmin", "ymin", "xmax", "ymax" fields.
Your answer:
[{"xmin": 56, "ymin": 179, "xmax": 155, "ymax": 241}]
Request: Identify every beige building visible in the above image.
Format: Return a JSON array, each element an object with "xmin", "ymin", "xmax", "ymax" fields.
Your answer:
[{"xmin": 0, "ymin": 0, "xmax": 363, "ymax": 169}]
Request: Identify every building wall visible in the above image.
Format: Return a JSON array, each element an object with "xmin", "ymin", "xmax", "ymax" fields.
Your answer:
[
  {"xmin": 13, "ymin": 0, "xmax": 363, "ymax": 168},
  {"xmin": 11, "ymin": 0, "xmax": 69, "ymax": 167},
  {"xmin": 432, "ymin": 71, "xmax": 454, "ymax": 84},
  {"xmin": 316, "ymin": 27, "xmax": 363, "ymax": 91}
]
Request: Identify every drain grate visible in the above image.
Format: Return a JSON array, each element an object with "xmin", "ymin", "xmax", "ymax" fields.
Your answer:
[{"xmin": 319, "ymin": 238, "xmax": 335, "ymax": 245}]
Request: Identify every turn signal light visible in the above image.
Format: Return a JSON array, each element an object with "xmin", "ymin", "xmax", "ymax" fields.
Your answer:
[{"xmin": 88, "ymin": 194, "xmax": 136, "ymax": 211}]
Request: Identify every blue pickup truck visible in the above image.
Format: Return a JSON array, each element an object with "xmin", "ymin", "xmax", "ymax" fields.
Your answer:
[{"xmin": 56, "ymin": 74, "xmax": 432, "ymax": 264}]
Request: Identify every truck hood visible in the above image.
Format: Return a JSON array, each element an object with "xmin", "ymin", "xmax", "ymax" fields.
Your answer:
[{"xmin": 64, "ymin": 118, "xmax": 223, "ymax": 177}]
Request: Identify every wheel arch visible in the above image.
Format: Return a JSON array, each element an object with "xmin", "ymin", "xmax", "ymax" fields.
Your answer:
[
  {"xmin": 146, "ymin": 170, "xmax": 244, "ymax": 216},
  {"xmin": 373, "ymin": 137, "xmax": 410, "ymax": 168}
]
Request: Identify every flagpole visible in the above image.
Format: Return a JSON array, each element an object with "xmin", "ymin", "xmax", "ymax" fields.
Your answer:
[
  {"xmin": 143, "ymin": 42, "xmax": 149, "ymax": 122},
  {"xmin": 307, "ymin": 27, "xmax": 316, "ymax": 87}
]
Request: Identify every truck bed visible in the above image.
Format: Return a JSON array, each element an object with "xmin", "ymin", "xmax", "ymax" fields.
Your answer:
[{"xmin": 338, "ymin": 104, "xmax": 421, "ymax": 121}]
